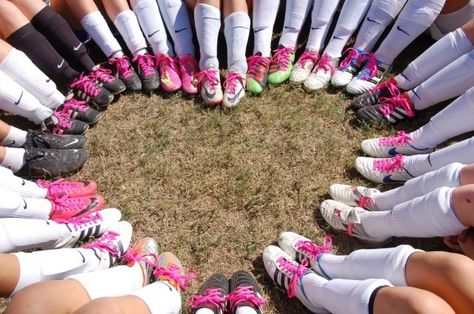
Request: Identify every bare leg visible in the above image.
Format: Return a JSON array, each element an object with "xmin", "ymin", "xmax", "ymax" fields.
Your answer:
[
  {"xmin": 0, "ymin": 1, "xmax": 29, "ymax": 39},
  {"xmin": 0, "ymin": 146, "xmax": 6, "ymax": 163},
  {"xmin": 441, "ymin": 0, "xmax": 471, "ymax": 14},
  {"xmin": 461, "ymin": 19, "xmax": 474, "ymax": 45},
  {"xmin": 223, "ymin": 0, "xmax": 248, "ymax": 17},
  {"xmin": 0, "ymin": 39, "xmax": 14, "ymax": 61},
  {"xmin": 73, "ymin": 296, "xmax": 150, "ymax": 314},
  {"xmin": 195, "ymin": 0, "xmax": 220, "ymax": 9},
  {"xmin": 101, "ymin": 0, "xmax": 130, "ymax": 21},
  {"xmin": 459, "ymin": 164, "xmax": 474, "ymax": 185},
  {"xmin": 65, "ymin": 0, "xmax": 102, "ymax": 21},
  {"xmin": 451, "ymin": 184, "xmax": 474, "ymax": 227},
  {"xmin": 8, "ymin": 0, "xmax": 46, "ymax": 20},
  {"xmin": 0, "ymin": 120, "xmax": 13, "ymax": 142},
  {"xmin": 0, "ymin": 254, "xmax": 20, "ymax": 297}
]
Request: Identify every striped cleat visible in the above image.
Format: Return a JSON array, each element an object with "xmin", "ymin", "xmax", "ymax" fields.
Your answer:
[{"xmin": 69, "ymin": 74, "xmax": 114, "ymax": 109}]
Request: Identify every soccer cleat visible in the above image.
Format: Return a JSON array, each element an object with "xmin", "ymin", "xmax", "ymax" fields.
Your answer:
[
  {"xmin": 15, "ymin": 147, "xmax": 88, "ymax": 179},
  {"xmin": 178, "ymin": 54, "xmax": 199, "ymax": 94},
  {"xmin": 69, "ymin": 75, "xmax": 114, "ymax": 108},
  {"xmin": 83, "ymin": 221, "xmax": 133, "ymax": 270},
  {"xmin": 223, "ymin": 73, "xmax": 245, "ymax": 108},
  {"xmin": 350, "ymin": 77, "xmax": 400, "ymax": 111},
  {"xmin": 153, "ymin": 252, "xmax": 195, "ymax": 292},
  {"xmin": 228, "ymin": 271, "xmax": 266, "ymax": 314},
  {"xmin": 346, "ymin": 53, "xmax": 390, "ymax": 95},
  {"xmin": 329, "ymin": 184, "xmax": 379, "ymax": 210},
  {"xmin": 190, "ymin": 273, "xmax": 228, "ymax": 314},
  {"xmin": 361, "ymin": 131, "xmax": 434, "ymax": 158},
  {"xmin": 198, "ymin": 69, "xmax": 223, "ymax": 105},
  {"xmin": 55, "ymin": 208, "xmax": 122, "ymax": 248},
  {"xmin": 42, "ymin": 112, "xmax": 89, "ymax": 135},
  {"xmin": 303, "ymin": 54, "xmax": 338, "ymax": 92},
  {"xmin": 268, "ymin": 46, "xmax": 295, "ymax": 85},
  {"xmin": 331, "ymin": 48, "xmax": 363, "ymax": 88},
  {"xmin": 133, "ymin": 54, "xmax": 160, "ymax": 92},
  {"xmin": 109, "ymin": 56, "xmax": 142, "ymax": 92},
  {"xmin": 90, "ymin": 66, "xmax": 126, "ymax": 95},
  {"xmin": 156, "ymin": 53, "xmax": 182, "ymax": 93},
  {"xmin": 356, "ymin": 93, "xmax": 415, "ymax": 123},
  {"xmin": 355, "ymin": 154, "xmax": 415, "ymax": 184},
  {"xmin": 124, "ymin": 237, "xmax": 159, "ymax": 286},
  {"xmin": 23, "ymin": 130, "xmax": 87, "ymax": 149},
  {"xmin": 56, "ymin": 99, "xmax": 102, "ymax": 125},
  {"xmin": 49, "ymin": 194, "xmax": 105, "ymax": 221},
  {"xmin": 37, "ymin": 179, "xmax": 98, "ymax": 199},
  {"xmin": 246, "ymin": 53, "xmax": 271, "ymax": 95},
  {"xmin": 290, "ymin": 50, "xmax": 319, "ymax": 84}
]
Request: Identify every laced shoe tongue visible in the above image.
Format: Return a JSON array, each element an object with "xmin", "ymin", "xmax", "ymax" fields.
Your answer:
[
  {"xmin": 296, "ymin": 236, "xmax": 332, "ymax": 259},
  {"xmin": 228, "ymin": 286, "xmax": 266, "ymax": 312},
  {"xmin": 83, "ymin": 230, "xmax": 120, "ymax": 256},
  {"xmin": 277, "ymin": 257, "xmax": 307, "ymax": 298},
  {"xmin": 190, "ymin": 288, "xmax": 226, "ymax": 311},
  {"xmin": 380, "ymin": 131, "xmax": 411, "ymax": 146}
]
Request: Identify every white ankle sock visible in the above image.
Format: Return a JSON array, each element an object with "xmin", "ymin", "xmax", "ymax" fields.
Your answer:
[
  {"xmin": 1, "ymin": 126, "xmax": 27, "ymax": 147},
  {"xmin": 196, "ymin": 309, "xmax": 214, "ymax": 314},
  {"xmin": 235, "ymin": 307, "xmax": 258, "ymax": 314},
  {"xmin": 0, "ymin": 48, "xmax": 64, "ymax": 109},
  {"xmin": 157, "ymin": 0, "xmax": 195, "ymax": 57},
  {"xmin": 354, "ymin": 0, "xmax": 407, "ymax": 52},
  {"xmin": 81, "ymin": 11, "xmax": 123, "ymax": 58},
  {"xmin": 317, "ymin": 245, "xmax": 420, "ymax": 286},
  {"xmin": 195, "ymin": 3, "xmax": 221, "ymax": 69},
  {"xmin": 375, "ymin": 0, "xmax": 446, "ymax": 65},
  {"xmin": 252, "ymin": 0, "xmax": 280, "ymax": 57},
  {"xmin": 1, "ymin": 147, "xmax": 25, "ymax": 173},
  {"xmin": 113, "ymin": 10, "xmax": 148, "ymax": 56},
  {"xmin": 373, "ymin": 162, "xmax": 464, "ymax": 210},
  {"xmin": 396, "ymin": 28, "xmax": 474, "ymax": 90},
  {"xmin": 430, "ymin": 1, "xmax": 474, "ymax": 40},
  {"xmin": 361, "ymin": 187, "xmax": 467, "ymax": 242},
  {"xmin": 132, "ymin": 281, "xmax": 181, "ymax": 313},
  {"xmin": 305, "ymin": 0, "xmax": 340, "ymax": 52},
  {"xmin": 71, "ymin": 264, "xmax": 143, "ymax": 300},
  {"xmin": 410, "ymin": 50, "xmax": 474, "ymax": 110},
  {"xmin": 130, "ymin": 0, "xmax": 172, "ymax": 55},
  {"xmin": 323, "ymin": 0, "xmax": 372, "ymax": 58},
  {"xmin": 0, "ymin": 167, "xmax": 47, "ymax": 198},
  {"xmin": 278, "ymin": 0, "xmax": 312, "ymax": 49},
  {"xmin": 224, "ymin": 11, "xmax": 250, "ymax": 74}
]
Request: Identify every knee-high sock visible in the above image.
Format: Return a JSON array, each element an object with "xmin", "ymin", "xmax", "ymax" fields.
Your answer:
[
  {"xmin": 317, "ymin": 245, "xmax": 420, "ymax": 286},
  {"xmin": 252, "ymin": 0, "xmax": 280, "ymax": 57},
  {"xmin": 31, "ymin": 6, "xmax": 96, "ymax": 72},
  {"xmin": 0, "ymin": 72, "xmax": 53, "ymax": 125},
  {"xmin": 396, "ymin": 28, "xmax": 474, "ymax": 90},
  {"xmin": 157, "ymin": 0, "xmax": 195, "ymax": 57},
  {"xmin": 113, "ymin": 10, "xmax": 148, "ymax": 57},
  {"xmin": 278, "ymin": 0, "xmax": 312, "ymax": 49},
  {"xmin": 361, "ymin": 187, "xmax": 467, "ymax": 242},
  {"xmin": 81, "ymin": 11, "xmax": 124, "ymax": 58},
  {"xmin": 0, "ymin": 126, "xmax": 27, "ymax": 148},
  {"xmin": 373, "ymin": 163, "xmax": 464, "ymax": 210},
  {"xmin": 305, "ymin": 0, "xmax": 341, "ymax": 52},
  {"xmin": 0, "ymin": 166, "xmax": 47, "ymax": 198},
  {"xmin": 69, "ymin": 264, "xmax": 143, "ymax": 300},
  {"xmin": 0, "ymin": 187, "xmax": 51, "ymax": 219},
  {"xmin": 132, "ymin": 281, "xmax": 182, "ymax": 314},
  {"xmin": 0, "ymin": 48, "xmax": 64, "ymax": 109},
  {"xmin": 410, "ymin": 50, "xmax": 474, "ymax": 110},
  {"xmin": 324, "ymin": 0, "xmax": 372, "ymax": 58},
  {"xmin": 298, "ymin": 273, "xmax": 391, "ymax": 314},
  {"xmin": 354, "ymin": 0, "xmax": 407, "ymax": 52},
  {"xmin": 130, "ymin": 0, "xmax": 172, "ymax": 55},
  {"xmin": 375, "ymin": 0, "xmax": 446, "ymax": 65},
  {"xmin": 430, "ymin": 1, "xmax": 474, "ymax": 40},
  {"xmin": 194, "ymin": 3, "xmax": 221, "ymax": 69},
  {"xmin": 224, "ymin": 12, "xmax": 250, "ymax": 75}
]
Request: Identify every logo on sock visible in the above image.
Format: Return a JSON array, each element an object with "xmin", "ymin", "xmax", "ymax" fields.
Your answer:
[
  {"xmin": 9, "ymin": 140, "xmax": 16, "ymax": 146},
  {"xmin": 46, "ymin": 78, "xmax": 51, "ymax": 83},
  {"xmin": 148, "ymin": 30, "xmax": 160, "ymax": 37},
  {"xmin": 284, "ymin": 26, "xmax": 296, "ymax": 30},
  {"xmin": 366, "ymin": 17, "xmax": 380, "ymax": 24},
  {"xmin": 78, "ymin": 251, "xmax": 86, "ymax": 263},
  {"xmin": 382, "ymin": 175, "xmax": 407, "ymax": 183},
  {"xmin": 57, "ymin": 59, "xmax": 65, "ymax": 69},
  {"xmin": 21, "ymin": 179, "xmax": 25, "ymax": 186},
  {"xmin": 23, "ymin": 200, "xmax": 27, "ymax": 209},
  {"xmin": 311, "ymin": 26, "xmax": 323, "ymax": 30},
  {"xmin": 73, "ymin": 43, "xmax": 82, "ymax": 51},
  {"xmin": 14, "ymin": 91, "xmax": 23, "ymax": 105},
  {"xmin": 396, "ymin": 26, "xmax": 410, "ymax": 36},
  {"xmin": 254, "ymin": 28, "xmax": 266, "ymax": 33},
  {"xmin": 332, "ymin": 35, "xmax": 344, "ymax": 40},
  {"xmin": 175, "ymin": 28, "xmax": 187, "ymax": 33}
]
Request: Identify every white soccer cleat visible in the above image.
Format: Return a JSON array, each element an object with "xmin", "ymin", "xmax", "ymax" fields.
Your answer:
[
  {"xmin": 346, "ymin": 53, "xmax": 390, "ymax": 95},
  {"xmin": 199, "ymin": 68, "xmax": 223, "ymax": 105},
  {"xmin": 355, "ymin": 155, "xmax": 415, "ymax": 184},
  {"xmin": 222, "ymin": 72, "xmax": 246, "ymax": 108},
  {"xmin": 329, "ymin": 184, "xmax": 379, "ymax": 210},
  {"xmin": 290, "ymin": 51, "xmax": 319, "ymax": 84},
  {"xmin": 303, "ymin": 54, "xmax": 338, "ymax": 92},
  {"xmin": 361, "ymin": 131, "xmax": 434, "ymax": 158},
  {"xmin": 331, "ymin": 48, "xmax": 362, "ymax": 88}
]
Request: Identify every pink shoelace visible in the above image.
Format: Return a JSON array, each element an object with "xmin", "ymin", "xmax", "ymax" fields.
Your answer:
[
  {"xmin": 296, "ymin": 51, "xmax": 319, "ymax": 67},
  {"xmin": 90, "ymin": 67, "xmax": 115, "ymax": 83},
  {"xmin": 228, "ymin": 286, "xmax": 267, "ymax": 312},
  {"xmin": 295, "ymin": 236, "xmax": 332, "ymax": 260},
  {"xmin": 358, "ymin": 196, "xmax": 374, "ymax": 210},
  {"xmin": 359, "ymin": 52, "xmax": 378, "ymax": 80},
  {"xmin": 109, "ymin": 56, "xmax": 134, "ymax": 79},
  {"xmin": 198, "ymin": 69, "xmax": 220, "ymax": 89},
  {"xmin": 378, "ymin": 131, "xmax": 412, "ymax": 146},
  {"xmin": 51, "ymin": 111, "xmax": 73, "ymax": 135},
  {"xmin": 133, "ymin": 54, "xmax": 156, "ymax": 77},
  {"xmin": 123, "ymin": 248, "xmax": 158, "ymax": 269},
  {"xmin": 52, "ymin": 195, "xmax": 89, "ymax": 213},
  {"xmin": 153, "ymin": 264, "xmax": 196, "ymax": 291},
  {"xmin": 189, "ymin": 288, "xmax": 227, "ymax": 311},
  {"xmin": 338, "ymin": 48, "xmax": 360, "ymax": 70},
  {"xmin": 334, "ymin": 209, "xmax": 356, "ymax": 236},
  {"xmin": 56, "ymin": 211, "xmax": 102, "ymax": 228},
  {"xmin": 276, "ymin": 257, "xmax": 308, "ymax": 298},
  {"xmin": 83, "ymin": 230, "xmax": 120, "ymax": 256},
  {"xmin": 62, "ymin": 99, "xmax": 89, "ymax": 114},
  {"xmin": 38, "ymin": 179, "xmax": 87, "ymax": 198},
  {"xmin": 373, "ymin": 154, "xmax": 405, "ymax": 172},
  {"xmin": 378, "ymin": 95, "xmax": 415, "ymax": 118},
  {"xmin": 70, "ymin": 75, "xmax": 100, "ymax": 97},
  {"xmin": 316, "ymin": 54, "xmax": 335, "ymax": 74},
  {"xmin": 270, "ymin": 47, "xmax": 294, "ymax": 71},
  {"xmin": 370, "ymin": 77, "xmax": 400, "ymax": 97},
  {"xmin": 247, "ymin": 54, "xmax": 270, "ymax": 76},
  {"xmin": 156, "ymin": 54, "xmax": 179, "ymax": 74},
  {"xmin": 224, "ymin": 73, "xmax": 245, "ymax": 94}
]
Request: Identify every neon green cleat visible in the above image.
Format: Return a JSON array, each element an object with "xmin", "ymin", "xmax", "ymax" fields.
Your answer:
[{"xmin": 268, "ymin": 46, "xmax": 295, "ymax": 85}]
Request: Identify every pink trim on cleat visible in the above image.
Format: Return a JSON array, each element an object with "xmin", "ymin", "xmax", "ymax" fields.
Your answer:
[
  {"xmin": 316, "ymin": 54, "xmax": 336, "ymax": 74},
  {"xmin": 156, "ymin": 54, "xmax": 182, "ymax": 92},
  {"xmin": 109, "ymin": 56, "xmax": 135, "ymax": 80},
  {"xmin": 227, "ymin": 286, "xmax": 267, "ymax": 312},
  {"xmin": 178, "ymin": 55, "xmax": 199, "ymax": 94},
  {"xmin": 190, "ymin": 289, "xmax": 227, "ymax": 312},
  {"xmin": 133, "ymin": 54, "xmax": 156, "ymax": 78},
  {"xmin": 49, "ymin": 195, "xmax": 104, "ymax": 221},
  {"xmin": 373, "ymin": 154, "xmax": 405, "ymax": 172},
  {"xmin": 294, "ymin": 236, "xmax": 332, "ymax": 260},
  {"xmin": 153, "ymin": 265, "xmax": 196, "ymax": 291},
  {"xmin": 379, "ymin": 131, "xmax": 412, "ymax": 146},
  {"xmin": 70, "ymin": 75, "xmax": 100, "ymax": 97},
  {"xmin": 83, "ymin": 230, "xmax": 120, "ymax": 256},
  {"xmin": 276, "ymin": 257, "xmax": 308, "ymax": 298},
  {"xmin": 379, "ymin": 94, "xmax": 415, "ymax": 118},
  {"xmin": 37, "ymin": 179, "xmax": 97, "ymax": 198}
]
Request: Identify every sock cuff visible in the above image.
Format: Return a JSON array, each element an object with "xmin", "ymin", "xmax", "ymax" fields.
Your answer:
[
  {"xmin": 351, "ymin": 279, "xmax": 393, "ymax": 314},
  {"xmin": 438, "ymin": 186, "xmax": 468, "ymax": 232},
  {"xmin": 30, "ymin": 5, "xmax": 56, "ymax": 27},
  {"xmin": 385, "ymin": 245, "xmax": 422, "ymax": 286},
  {"xmin": 453, "ymin": 28, "xmax": 474, "ymax": 53},
  {"xmin": 114, "ymin": 9, "xmax": 136, "ymax": 23},
  {"xmin": 6, "ymin": 23, "xmax": 37, "ymax": 46},
  {"xmin": 195, "ymin": 3, "xmax": 221, "ymax": 19},
  {"xmin": 80, "ymin": 10, "xmax": 106, "ymax": 27}
]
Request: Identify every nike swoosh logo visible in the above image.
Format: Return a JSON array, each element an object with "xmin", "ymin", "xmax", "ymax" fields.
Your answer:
[
  {"xmin": 311, "ymin": 26, "xmax": 323, "ymax": 30},
  {"xmin": 333, "ymin": 36, "xmax": 343, "ymax": 40},
  {"xmin": 73, "ymin": 43, "xmax": 82, "ymax": 51},
  {"xmin": 23, "ymin": 200, "xmax": 27, "ymax": 209},
  {"xmin": 74, "ymin": 198, "xmax": 99, "ymax": 217},
  {"xmin": 366, "ymin": 17, "xmax": 380, "ymax": 24},
  {"xmin": 57, "ymin": 59, "xmax": 65, "ymax": 69},
  {"xmin": 78, "ymin": 251, "xmax": 86, "ymax": 263},
  {"xmin": 15, "ymin": 91, "xmax": 23, "ymax": 105},
  {"xmin": 388, "ymin": 147, "xmax": 397, "ymax": 156},
  {"xmin": 46, "ymin": 78, "xmax": 51, "ymax": 83},
  {"xmin": 254, "ymin": 28, "xmax": 266, "ymax": 33},
  {"xmin": 9, "ymin": 140, "xmax": 16, "ymax": 146},
  {"xmin": 204, "ymin": 87, "xmax": 216, "ymax": 99},
  {"xmin": 63, "ymin": 138, "xmax": 80, "ymax": 148},
  {"xmin": 175, "ymin": 28, "xmax": 187, "ymax": 33},
  {"xmin": 383, "ymin": 175, "xmax": 407, "ymax": 184},
  {"xmin": 396, "ymin": 26, "xmax": 409, "ymax": 36},
  {"xmin": 227, "ymin": 87, "xmax": 243, "ymax": 103},
  {"xmin": 21, "ymin": 179, "xmax": 25, "ymax": 186},
  {"xmin": 148, "ymin": 30, "xmax": 160, "ymax": 37},
  {"xmin": 284, "ymin": 26, "xmax": 295, "ymax": 30}
]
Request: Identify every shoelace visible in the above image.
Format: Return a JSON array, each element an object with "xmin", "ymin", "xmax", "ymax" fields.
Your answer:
[
  {"xmin": 109, "ymin": 56, "xmax": 134, "ymax": 79},
  {"xmin": 198, "ymin": 69, "xmax": 219, "ymax": 89},
  {"xmin": 38, "ymin": 179, "xmax": 85, "ymax": 198},
  {"xmin": 153, "ymin": 264, "xmax": 196, "ymax": 291},
  {"xmin": 123, "ymin": 248, "xmax": 158, "ymax": 269},
  {"xmin": 247, "ymin": 55, "xmax": 270, "ymax": 77},
  {"xmin": 373, "ymin": 154, "xmax": 404, "ymax": 172},
  {"xmin": 338, "ymin": 48, "xmax": 360, "ymax": 70},
  {"xmin": 276, "ymin": 257, "xmax": 308, "ymax": 298},
  {"xmin": 379, "ymin": 95, "xmax": 415, "ymax": 118},
  {"xmin": 156, "ymin": 54, "xmax": 179, "ymax": 74},
  {"xmin": 227, "ymin": 286, "xmax": 267, "ymax": 312},
  {"xmin": 295, "ymin": 236, "xmax": 332, "ymax": 260},
  {"xmin": 316, "ymin": 54, "xmax": 335, "ymax": 74},
  {"xmin": 133, "ymin": 54, "xmax": 156, "ymax": 77},
  {"xmin": 224, "ymin": 73, "xmax": 244, "ymax": 94},
  {"xmin": 270, "ymin": 47, "xmax": 294, "ymax": 72},
  {"xmin": 333, "ymin": 208, "xmax": 362, "ymax": 236},
  {"xmin": 359, "ymin": 52, "xmax": 378, "ymax": 80},
  {"xmin": 51, "ymin": 111, "xmax": 73, "ymax": 135},
  {"xmin": 70, "ymin": 75, "xmax": 100, "ymax": 97},
  {"xmin": 52, "ymin": 195, "xmax": 89, "ymax": 213},
  {"xmin": 296, "ymin": 51, "xmax": 319, "ymax": 67},
  {"xmin": 179, "ymin": 55, "xmax": 199, "ymax": 84},
  {"xmin": 358, "ymin": 196, "xmax": 374, "ymax": 210},
  {"xmin": 379, "ymin": 131, "xmax": 411, "ymax": 146},
  {"xmin": 61, "ymin": 99, "xmax": 89, "ymax": 114},
  {"xmin": 189, "ymin": 288, "xmax": 227, "ymax": 311},
  {"xmin": 90, "ymin": 67, "xmax": 115, "ymax": 83},
  {"xmin": 370, "ymin": 77, "xmax": 400, "ymax": 97},
  {"xmin": 83, "ymin": 230, "xmax": 120, "ymax": 256},
  {"xmin": 56, "ymin": 211, "xmax": 102, "ymax": 229}
]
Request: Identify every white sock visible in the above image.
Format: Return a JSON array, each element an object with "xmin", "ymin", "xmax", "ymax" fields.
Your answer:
[
  {"xmin": 299, "ymin": 272, "xmax": 391, "ymax": 314},
  {"xmin": 0, "ymin": 48, "xmax": 64, "ymax": 109},
  {"xmin": 81, "ymin": 11, "xmax": 124, "ymax": 58},
  {"xmin": 423, "ymin": 137, "xmax": 474, "ymax": 172},
  {"xmin": 132, "ymin": 281, "xmax": 182, "ymax": 314},
  {"xmin": 278, "ymin": 0, "xmax": 312, "ymax": 49},
  {"xmin": 410, "ymin": 50, "xmax": 474, "ymax": 110},
  {"xmin": 354, "ymin": 0, "xmax": 407, "ymax": 52},
  {"xmin": 305, "ymin": 0, "xmax": 340, "ymax": 52},
  {"xmin": 1, "ymin": 147, "xmax": 25, "ymax": 173},
  {"xmin": 1, "ymin": 126, "xmax": 27, "ymax": 147},
  {"xmin": 0, "ymin": 218, "xmax": 70, "ymax": 253},
  {"xmin": 194, "ymin": 3, "xmax": 221, "ymax": 69},
  {"xmin": 0, "ymin": 187, "xmax": 51, "ymax": 219},
  {"xmin": 113, "ymin": 10, "xmax": 148, "ymax": 56},
  {"xmin": 361, "ymin": 187, "xmax": 467, "ymax": 242},
  {"xmin": 0, "ymin": 72, "xmax": 53, "ymax": 125},
  {"xmin": 71, "ymin": 264, "xmax": 143, "ymax": 300},
  {"xmin": 235, "ymin": 306, "xmax": 258, "ymax": 314},
  {"xmin": 252, "ymin": 0, "xmax": 280, "ymax": 56},
  {"xmin": 130, "ymin": 0, "xmax": 172, "ymax": 55},
  {"xmin": 224, "ymin": 12, "xmax": 250, "ymax": 75},
  {"xmin": 157, "ymin": 0, "xmax": 194, "ymax": 57},
  {"xmin": 317, "ymin": 245, "xmax": 420, "ymax": 286},
  {"xmin": 430, "ymin": 1, "xmax": 474, "ymax": 40},
  {"xmin": 195, "ymin": 309, "xmax": 214, "ymax": 314},
  {"xmin": 0, "ymin": 167, "xmax": 47, "ymax": 198},
  {"xmin": 373, "ymin": 162, "xmax": 464, "ymax": 210},
  {"xmin": 375, "ymin": 0, "xmax": 446, "ymax": 65},
  {"xmin": 323, "ymin": 0, "xmax": 372, "ymax": 58},
  {"xmin": 396, "ymin": 28, "xmax": 474, "ymax": 90}
]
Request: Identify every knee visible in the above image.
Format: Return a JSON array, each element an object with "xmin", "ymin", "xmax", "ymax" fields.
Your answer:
[
  {"xmin": 6, "ymin": 285, "xmax": 52, "ymax": 314},
  {"xmin": 405, "ymin": 293, "xmax": 455, "ymax": 314},
  {"xmin": 443, "ymin": 253, "xmax": 474, "ymax": 278},
  {"xmin": 74, "ymin": 297, "xmax": 126, "ymax": 314}
]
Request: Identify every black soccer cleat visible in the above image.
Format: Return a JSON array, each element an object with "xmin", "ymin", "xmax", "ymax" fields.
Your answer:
[
  {"xmin": 109, "ymin": 56, "xmax": 142, "ymax": 92},
  {"xmin": 69, "ymin": 75, "xmax": 114, "ymax": 109},
  {"xmin": 90, "ymin": 66, "xmax": 126, "ymax": 95},
  {"xmin": 350, "ymin": 77, "xmax": 401, "ymax": 112},
  {"xmin": 190, "ymin": 273, "xmax": 229, "ymax": 314},
  {"xmin": 24, "ymin": 130, "xmax": 87, "ymax": 149}
]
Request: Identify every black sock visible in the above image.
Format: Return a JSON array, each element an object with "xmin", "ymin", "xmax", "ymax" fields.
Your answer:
[
  {"xmin": 31, "ymin": 6, "xmax": 96, "ymax": 72},
  {"xmin": 7, "ymin": 23, "xmax": 79, "ymax": 91}
]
